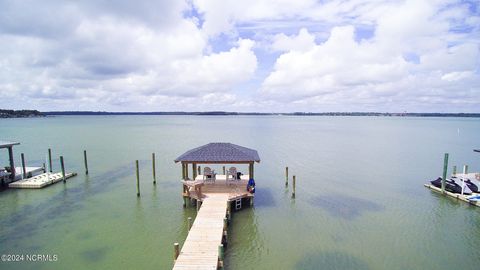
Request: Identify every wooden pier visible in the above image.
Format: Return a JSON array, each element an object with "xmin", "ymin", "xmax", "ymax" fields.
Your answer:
[
  {"xmin": 173, "ymin": 143, "xmax": 260, "ymax": 269},
  {"xmin": 173, "ymin": 194, "xmax": 229, "ymax": 270}
]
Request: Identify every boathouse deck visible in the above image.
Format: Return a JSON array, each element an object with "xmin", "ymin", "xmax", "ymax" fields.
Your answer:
[
  {"xmin": 182, "ymin": 174, "xmax": 253, "ymax": 202},
  {"xmin": 173, "ymin": 194, "xmax": 228, "ymax": 270}
]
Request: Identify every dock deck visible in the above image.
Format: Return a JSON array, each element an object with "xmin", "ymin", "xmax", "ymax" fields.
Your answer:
[
  {"xmin": 9, "ymin": 172, "xmax": 77, "ymax": 188},
  {"xmin": 173, "ymin": 194, "xmax": 228, "ymax": 270},
  {"xmin": 183, "ymin": 174, "xmax": 253, "ymax": 202},
  {"xmin": 424, "ymin": 172, "xmax": 480, "ymax": 207}
]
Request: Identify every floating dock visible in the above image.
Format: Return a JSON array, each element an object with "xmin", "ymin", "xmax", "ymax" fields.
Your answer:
[
  {"xmin": 173, "ymin": 194, "xmax": 228, "ymax": 270},
  {"xmin": 424, "ymin": 173, "xmax": 480, "ymax": 207},
  {"xmin": 9, "ymin": 172, "xmax": 77, "ymax": 189}
]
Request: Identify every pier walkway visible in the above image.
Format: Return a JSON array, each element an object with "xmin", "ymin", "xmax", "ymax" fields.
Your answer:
[{"xmin": 173, "ymin": 194, "xmax": 228, "ymax": 270}]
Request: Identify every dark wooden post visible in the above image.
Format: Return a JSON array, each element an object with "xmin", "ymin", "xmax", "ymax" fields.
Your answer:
[
  {"xmin": 48, "ymin": 148, "xmax": 53, "ymax": 172},
  {"xmin": 249, "ymin": 163, "xmax": 254, "ymax": 179},
  {"xmin": 8, "ymin": 147, "xmax": 15, "ymax": 181},
  {"xmin": 285, "ymin": 166, "xmax": 289, "ymax": 187},
  {"xmin": 60, "ymin": 156, "xmax": 66, "ymax": 183},
  {"xmin": 21, "ymin": 153, "xmax": 27, "ymax": 178},
  {"xmin": 136, "ymin": 160, "xmax": 140, "ymax": 197},
  {"xmin": 152, "ymin": 153, "xmax": 156, "ymax": 185},
  {"xmin": 292, "ymin": 175, "xmax": 296, "ymax": 198},
  {"xmin": 174, "ymin": 243, "xmax": 179, "ymax": 260},
  {"xmin": 185, "ymin": 163, "xmax": 189, "ymax": 180},
  {"xmin": 193, "ymin": 163, "xmax": 197, "ymax": 180},
  {"xmin": 441, "ymin": 153, "xmax": 448, "ymax": 193},
  {"xmin": 222, "ymin": 166, "xmax": 225, "ymax": 175},
  {"xmin": 83, "ymin": 150, "xmax": 89, "ymax": 175}
]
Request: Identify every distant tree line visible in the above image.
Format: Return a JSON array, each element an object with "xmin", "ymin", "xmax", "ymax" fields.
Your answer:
[
  {"xmin": 41, "ymin": 111, "xmax": 480, "ymax": 117},
  {"xmin": 0, "ymin": 109, "xmax": 44, "ymax": 118}
]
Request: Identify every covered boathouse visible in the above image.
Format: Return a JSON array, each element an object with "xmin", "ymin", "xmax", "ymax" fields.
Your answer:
[{"xmin": 175, "ymin": 142, "xmax": 260, "ymax": 209}]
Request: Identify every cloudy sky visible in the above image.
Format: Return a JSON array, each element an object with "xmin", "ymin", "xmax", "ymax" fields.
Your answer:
[{"xmin": 0, "ymin": 0, "xmax": 479, "ymax": 112}]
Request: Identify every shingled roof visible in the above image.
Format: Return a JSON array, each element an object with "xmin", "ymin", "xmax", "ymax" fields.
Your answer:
[{"xmin": 175, "ymin": 143, "xmax": 260, "ymax": 163}]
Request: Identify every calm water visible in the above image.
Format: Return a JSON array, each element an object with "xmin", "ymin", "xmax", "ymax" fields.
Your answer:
[{"xmin": 0, "ymin": 116, "xmax": 479, "ymax": 270}]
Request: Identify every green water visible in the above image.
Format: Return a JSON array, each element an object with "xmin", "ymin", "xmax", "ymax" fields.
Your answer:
[{"xmin": 0, "ymin": 116, "xmax": 479, "ymax": 270}]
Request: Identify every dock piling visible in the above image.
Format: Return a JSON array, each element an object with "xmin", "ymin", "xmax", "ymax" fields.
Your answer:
[
  {"xmin": 21, "ymin": 153, "xmax": 26, "ymax": 179},
  {"xmin": 441, "ymin": 153, "xmax": 449, "ymax": 193},
  {"xmin": 292, "ymin": 175, "xmax": 296, "ymax": 198},
  {"xmin": 223, "ymin": 166, "xmax": 225, "ymax": 175},
  {"xmin": 285, "ymin": 166, "xmax": 289, "ymax": 187},
  {"xmin": 42, "ymin": 162, "xmax": 46, "ymax": 173},
  {"xmin": 453, "ymin": 165, "xmax": 457, "ymax": 176},
  {"xmin": 198, "ymin": 166, "xmax": 201, "ymax": 175},
  {"xmin": 48, "ymin": 148, "xmax": 53, "ymax": 172},
  {"xmin": 218, "ymin": 244, "xmax": 224, "ymax": 267},
  {"xmin": 188, "ymin": 217, "xmax": 192, "ymax": 230},
  {"xmin": 136, "ymin": 160, "xmax": 140, "ymax": 197},
  {"xmin": 83, "ymin": 150, "xmax": 89, "ymax": 175},
  {"xmin": 463, "ymin": 165, "xmax": 468, "ymax": 175},
  {"xmin": 60, "ymin": 156, "xmax": 66, "ymax": 183},
  {"xmin": 174, "ymin": 243, "xmax": 180, "ymax": 260},
  {"xmin": 152, "ymin": 153, "xmax": 156, "ymax": 185}
]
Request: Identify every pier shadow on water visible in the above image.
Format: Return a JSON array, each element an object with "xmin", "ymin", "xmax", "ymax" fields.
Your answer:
[
  {"xmin": 80, "ymin": 246, "xmax": 111, "ymax": 263},
  {"xmin": 295, "ymin": 251, "xmax": 371, "ymax": 270},
  {"xmin": 251, "ymin": 186, "xmax": 276, "ymax": 208},
  {"xmin": 0, "ymin": 161, "xmax": 146, "ymax": 247},
  {"xmin": 309, "ymin": 194, "xmax": 384, "ymax": 220}
]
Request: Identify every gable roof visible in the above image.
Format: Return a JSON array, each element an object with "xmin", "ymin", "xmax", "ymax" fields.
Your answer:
[{"xmin": 175, "ymin": 143, "xmax": 260, "ymax": 163}]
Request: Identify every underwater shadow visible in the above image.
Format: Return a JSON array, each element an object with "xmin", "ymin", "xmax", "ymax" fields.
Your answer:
[
  {"xmin": 309, "ymin": 194, "xmax": 384, "ymax": 220},
  {"xmin": 296, "ymin": 251, "xmax": 371, "ymax": 270}
]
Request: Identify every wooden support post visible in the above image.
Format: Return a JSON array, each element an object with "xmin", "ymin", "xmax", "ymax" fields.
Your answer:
[
  {"xmin": 8, "ymin": 146, "xmax": 15, "ymax": 181},
  {"xmin": 48, "ymin": 148, "xmax": 53, "ymax": 172},
  {"xmin": 152, "ymin": 153, "xmax": 156, "ymax": 185},
  {"xmin": 60, "ymin": 156, "xmax": 66, "ymax": 183},
  {"xmin": 174, "ymin": 243, "xmax": 179, "ymax": 260},
  {"xmin": 249, "ymin": 163, "xmax": 254, "ymax": 179},
  {"xmin": 227, "ymin": 203, "xmax": 231, "ymax": 222},
  {"xmin": 43, "ymin": 162, "xmax": 46, "ymax": 173},
  {"xmin": 285, "ymin": 166, "xmax": 289, "ymax": 187},
  {"xmin": 188, "ymin": 217, "xmax": 192, "ymax": 230},
  {"xmin": 441, "ymin": 153, "xmax": 449, "ymax": 193},
  {"xmin": 83, "ymin": 150, "xmax": 89, "ymax": 175},
  {"xmin": 218, "ymin": 244, "xmax": 224, "ymax": 268},
  {"xmin": 463, "ymin": 165, "xmax": 468, "ymax": 175},
  {"xmin": 292, "ymin": 175, "xmax": 296, "ymax": 198},
  {"xmin": 136, "ymin": 160, "xmax": 140, "ymax": 197},
  {"xmin": 223, "ymin": 166, "xmax": 225, "ymax": 175},
  {"xmin": 182, "ymin": 163, "xmax": 186, "ymax": 180},
  {"xmin": 185, "ymin": 163, "xmax": 189, "ymax": 180},
  {"xmin": 453, "ymin": 165, "xmax": 457, "ymax": 176},
  {"xmin": 193, "ymin": 163, "xmax": 197, "ymax": 180},
  {"xmin": 21, "ymin": 153, "xmax": 26, "ymax": 178},
  {"xmin": 198, "ymin": 165, "xmax": 201, "ymax": 175}
]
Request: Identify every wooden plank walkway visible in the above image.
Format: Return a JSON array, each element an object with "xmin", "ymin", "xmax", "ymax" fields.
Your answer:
[{"xmin": 173, "ymin": 194, "xmax": 228, "ymax": 270}]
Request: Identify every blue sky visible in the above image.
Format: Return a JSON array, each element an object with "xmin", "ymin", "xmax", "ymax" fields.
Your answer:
[{"xmin": 0, "ymin": 0, "xmax": 479, "ymax": 112}]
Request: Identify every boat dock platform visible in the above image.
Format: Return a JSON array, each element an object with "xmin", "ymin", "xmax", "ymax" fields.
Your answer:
[
  {"xmin": 173, "ymin": 194, "xmax": 228, "ymax": 270},
  {"xmin": 9, "ymin": 172, "xmax": 77, "ymax": 189},
  {"xmin": 424, "ymin": 173, "xmax": 480, "ymax": 207}
]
